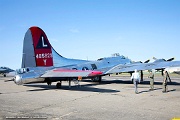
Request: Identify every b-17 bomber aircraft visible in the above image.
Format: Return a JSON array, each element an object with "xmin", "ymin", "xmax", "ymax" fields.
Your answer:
[
  {"xmin": 14, "ymin": 26, "xmax": 180, "ymax": 88},
  {"xmin": 14, "ymin": 26, "xmax": 132, "ymax": 88},
  {"xmin": 0, "ymin": 67, "xmax": 14, "ymax": 77}
]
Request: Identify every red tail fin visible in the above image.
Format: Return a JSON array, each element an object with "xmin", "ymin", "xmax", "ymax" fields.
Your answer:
[{"xmin": 22, "ymin": 26, "xmax": 53, "ymax": 67}]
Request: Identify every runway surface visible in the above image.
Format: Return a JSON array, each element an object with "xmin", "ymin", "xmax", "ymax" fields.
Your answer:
[{"xmin": 0, "ymin": 74, "xmax": 180, "ymax": 120}]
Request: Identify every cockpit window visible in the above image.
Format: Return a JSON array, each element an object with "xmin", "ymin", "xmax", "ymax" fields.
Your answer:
[
  {"xmin": 16, "ymin": 68, "xmax": 27, "ymax": 74},
  {"xmin": 97, "ymin": 58, "xmax": 102, "ymax": 61}
]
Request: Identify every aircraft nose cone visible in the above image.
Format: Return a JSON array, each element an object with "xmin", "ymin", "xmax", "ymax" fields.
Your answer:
[{"xmin": 14, "ymin": 75, "xmax": 22, "ymax": 85}]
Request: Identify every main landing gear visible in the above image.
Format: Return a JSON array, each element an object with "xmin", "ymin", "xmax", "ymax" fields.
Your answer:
[
  {"xmin": 3, "ymin": 74, "xmax": 6, "ymax": 77},
  {"xmin": 91, "ymin": 76, "xmax": 102, "ymax": 82},
  {"xmin": 56, "ymin": 81, "xmax": 62, "ymax": 88},
  {"xmin": 47, "ymin": 81, "xmax": 52, "ymax": 86},
  {"xmin": 55, "ymin": 80, "xmax": 71, "ymax": 89}
]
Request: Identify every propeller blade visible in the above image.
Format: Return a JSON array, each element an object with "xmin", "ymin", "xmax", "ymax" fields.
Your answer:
[
  {"xmin": 166, "ymin": 57, "xmax": 175, "ymax": 61},
  {"xmin": 4, "ymin": 78, "xmax": 14, "ymax": 82},
  {"xmin": 144, "ymin": 59, "xmax": 150, "ymax": 63}
]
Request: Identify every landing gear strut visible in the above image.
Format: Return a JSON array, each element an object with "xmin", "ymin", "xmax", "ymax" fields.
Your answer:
[
  {"xmin": 68, "ymin": 80, "xmax": 71, "ymax": 88},
  {"xmin": 140, "ymin": 70, "xmax": 143, "ymax": 82}
]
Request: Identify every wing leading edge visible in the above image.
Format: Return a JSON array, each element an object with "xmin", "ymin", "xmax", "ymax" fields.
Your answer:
[{"xmin": 105, "ymin": 61, "xmax": 180, "ymax": 74}]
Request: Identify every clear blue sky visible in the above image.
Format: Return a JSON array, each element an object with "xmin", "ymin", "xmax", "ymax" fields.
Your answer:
[{"xmin": 0, "ymin": 0, "xmax": 180, "ymax": 69}]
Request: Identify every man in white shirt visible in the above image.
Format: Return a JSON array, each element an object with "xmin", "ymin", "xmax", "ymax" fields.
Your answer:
[{"xmin": 131, "ymin": 69, "xmax": 140, "ymax": 94}]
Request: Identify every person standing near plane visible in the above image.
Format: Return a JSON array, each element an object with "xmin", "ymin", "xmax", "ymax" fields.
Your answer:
[
  {"xmin": 131, "ymin": 69, "xmax": 140, "ymax": 94},
  {"xmin": 148, "ymin": 70, "xmax": 154, "ymax": 91},
  {"xmin": 162, "ymin": 70, "xmax": 168, "ymax": 93}
]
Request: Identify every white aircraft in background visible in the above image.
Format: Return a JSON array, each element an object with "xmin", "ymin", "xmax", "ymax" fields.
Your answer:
[{"xmin": 14, "ymin": 26, "xmax": 180, "ymax": 88}]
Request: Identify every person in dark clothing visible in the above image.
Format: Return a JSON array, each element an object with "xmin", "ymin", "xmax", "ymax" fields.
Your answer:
[
  {"xmin": 162, "ymin": 70, "xmax": 168, "ymax": 93},
  {"xmin": 148, "ymin": 70, "xmax": 154, "ymax": 91}
]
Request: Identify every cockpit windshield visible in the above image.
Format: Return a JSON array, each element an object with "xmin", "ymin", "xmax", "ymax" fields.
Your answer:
[
  {"xmin": 97, "ymin": 58, "xmax": 103, "ymax": 61},
  {"xmin": 16, "ymin": 68, "xmax": 29, "ymax": 74}
]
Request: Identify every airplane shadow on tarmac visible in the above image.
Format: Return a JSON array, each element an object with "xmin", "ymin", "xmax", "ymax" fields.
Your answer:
[
  {"xmin": 24, "ymin": 80, "xmax": 120, "ymax": 93},
  {"xmin": 24, "ymin": 79, "xmax": 133, "ymax": 92},
  {"xmin": 138, "ymin": 88, "xmax": 163, "ymax": 94},
  {"xmin": 84, "ymin": 79, "xmax": 180, "ymax": 86},
  {"xmin": 24, "ymin": 78, "xmax": 179, "ymax": 93}
]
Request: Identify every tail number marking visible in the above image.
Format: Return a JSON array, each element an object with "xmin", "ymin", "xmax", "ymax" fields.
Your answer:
[
  {"xmin": 36, "ymin": 53, "xmax": 52, "ymax": 59},
  {"xmin": 43, "ymin": 59, "xmax": 47, "ymax": 65}
]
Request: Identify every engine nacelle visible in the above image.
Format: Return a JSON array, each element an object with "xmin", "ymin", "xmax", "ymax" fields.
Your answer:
[{"xmin": 14, "ymin": 72, "xmax": 44, "ymax": 85}]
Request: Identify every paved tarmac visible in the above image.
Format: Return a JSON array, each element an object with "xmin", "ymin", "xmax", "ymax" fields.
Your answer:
[{"xmin": 0, "ymin": 74, "xmax": 180, "ymax": 120}]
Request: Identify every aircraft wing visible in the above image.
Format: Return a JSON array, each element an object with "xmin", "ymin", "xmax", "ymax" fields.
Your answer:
[
  {"xmin": 0, "ymin": 68, "xmax": 8, "ymax": 73},
  {"xmin": 41, "ymin": 68, "xmax": 103, "ymax": 78},
  {"xmin": 105, "ymin": 61, "xmax": 180, "ymax": 74}
]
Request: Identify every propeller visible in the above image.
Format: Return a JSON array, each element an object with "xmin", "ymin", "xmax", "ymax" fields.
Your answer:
[
  {"xmin": 132, "ymin": 59, "xmax": 150, "ymax": 64},
  {"xmin": 166, "ymin": 57, "xmax": 175, "ymax": 61},
  {"xmin": 139, "ymin": 59, "xmax": 150, "ymax": 63},
  {"xmin": 144, "ymin": 59, "xmax": 150, "ymax": 63},
  {"xmin": 153, "ymin": 57, "xmax": 175, "ymax": 62}
]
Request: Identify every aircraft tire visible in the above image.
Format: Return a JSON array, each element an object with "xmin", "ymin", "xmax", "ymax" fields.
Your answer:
[
  {"xmin": 91, "ymin": 76, "xmax": 102, "ymax": 82},
  {"xmin": 47, "ymin": 81, "xmax": 52, "ymax": 85},
  {"xmin": 45, "ymin": 78, "xmax": 51, "ymax": 85},
  {"xmin": 56, "ymin": 82, "xmax": 62, "ymax": 88},
  {"xmin": 3, "ymin": 74, "xmax": 6, "ymax": 77}
]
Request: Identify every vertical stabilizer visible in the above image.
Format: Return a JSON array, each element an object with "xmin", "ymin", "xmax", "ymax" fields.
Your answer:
[{"xmin": 22, "ymin": 26, "xmax": 53, "ymax": 68}]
